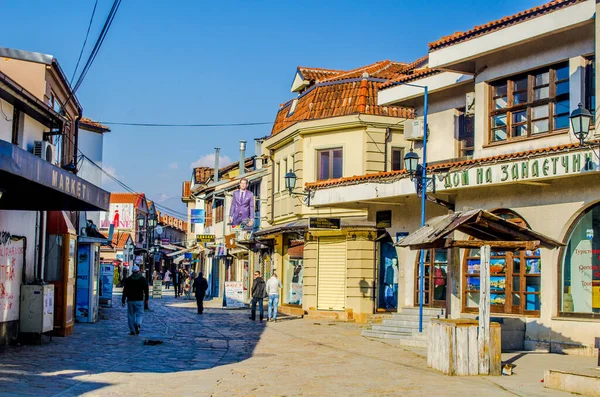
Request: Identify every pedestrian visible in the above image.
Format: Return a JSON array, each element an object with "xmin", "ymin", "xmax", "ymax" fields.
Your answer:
[
  {"xmin": 121, "ymin": 265, "xmax": 149, "ymax": 335},
  {"xmin": 249, "ymin": 271, "xmax": 267, "ymax": 322},
  {"xmin": 193, "ymin": 272, "xmax": 208, "ymax": 314},
  {"xmin": 266, "ymin": 272, "xmax": 282, "ymax": 322},
  {"xmin": 164, "ymin": 269, "xmax": 171, "ymax": 290},
  {"xmin": 174, "ymin": 267, "xmax": 182, "ymax": 298}
]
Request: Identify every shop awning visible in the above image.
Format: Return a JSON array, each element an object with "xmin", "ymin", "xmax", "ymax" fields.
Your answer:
[
  {"xmin": 396, "ymin": 209, "xmax": 565, "ymax": 250},
  {"xmin": 0, "ymin": 140, "xmax": 110, "ymax": 211},
  {"xmin": 166, "ymin": 246, "xmax": 203, "ymax": 258}
]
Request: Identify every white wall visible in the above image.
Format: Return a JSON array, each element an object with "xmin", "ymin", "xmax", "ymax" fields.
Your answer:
[
  {"xmin": 0, "ymin": 210, "xmax": 38, "ymax": 282},
  {"xmin": 21, "ymin": 114, "xmax": 45, "ymax": 154},
  {"xmin": 0, "ymin": 99, "xmax": 13, "ymax": 142},
  {"xmin": 77, "ymin": 129, "xmax": 105, "ymax": 229}
]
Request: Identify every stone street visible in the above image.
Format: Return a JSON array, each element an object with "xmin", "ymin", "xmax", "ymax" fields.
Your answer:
[{"xmin": 0, "ymin": 289, "xmax": 583, "ymax": 397}]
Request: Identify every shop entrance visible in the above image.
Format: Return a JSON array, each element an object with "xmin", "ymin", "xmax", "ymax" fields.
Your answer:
[
  {"xmin": 378, "ymin": 238, "xmax": 398, "ymax": 311},
  {"xmin": 414, "ymin": 249, "xmax": 448, "ymax": 308}
]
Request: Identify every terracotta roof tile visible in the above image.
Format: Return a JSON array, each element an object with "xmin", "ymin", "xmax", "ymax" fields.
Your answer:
[
  {"xmin": 379, "ymin": 68, "xmax": 443, "ymax": 89},
  {"xmin": 306, "ymin": 142, "xmax": 584, "ymax": 190},
  {"xmin": 80, "ymin": 117, "xmax": 110, "ymax": 133},
  {"xmin": 297, "ymin": 66, "xmax": 343, "ymax": 82},
  {"xmin": 111, "ymin": 233, "xmax": 132, "ymax": 250},
  {"xmin": 109, "ymin": 192, "xmax": 145, "ymax": 206},
  {"xmin": 428, "ymin": 0, "xmax": 585, "ymax": 51}
]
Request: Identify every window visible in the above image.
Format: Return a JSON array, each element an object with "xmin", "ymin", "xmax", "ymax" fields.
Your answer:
[
  {"xmin": 463, "ymin": 211, "xmax": 540, "ymax": 315},
  {"xmin": 489, "ymin": 63, "xmax": 569, "ymax": 143},
  {"xmin": 456, "ymin": 107, "xmax": 474, "ymax": 157},
  {"xmin": 317, "ymin": 148, "xmax": 343, "ymax": 180},
  {"xmin": 376, "ymin": 210, "xmax": 392, "ymax": 228},
  {"xmin": 391, "ymin": 148, "xmax": 404, "ymax": 171},
  {"xmin": 205, "ymin": 199, "xmax": 213, "ymax": 227},
  {"xmin": 561, "ymin": 204, "xmax": 600, "ymax": 318},
  {"xmin": 215, "ymin": 200, "xmax": 224, "ymax": 223},
  {"xmin": 282, "ymin": 158, "xmax": 287, "ymax": 192},
  {"xmin": 585, "ymin": 57, "xmax": 595, "ymax": 123},
  {"xmin": 275, "ymin": 162, "xmax": 280, "ymax": 192}
]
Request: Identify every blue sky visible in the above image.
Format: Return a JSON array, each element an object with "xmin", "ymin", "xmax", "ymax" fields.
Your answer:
[{"xmin": 0, "ymin": 0, "xmax": 543, "ymax": 216}]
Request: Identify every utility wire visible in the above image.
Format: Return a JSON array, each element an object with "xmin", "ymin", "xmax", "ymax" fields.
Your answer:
[
  {"xmin": 70, "ymin": 0, "xmax": 99, "ymax": 84},
  {"xmin": 99, "ymin": 121, "xmax": 273, "ymax": 127}
]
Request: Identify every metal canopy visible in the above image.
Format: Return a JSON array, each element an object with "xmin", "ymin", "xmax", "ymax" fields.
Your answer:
[{"xmin": 396, "ymin": 209, "xmax": 564, "ymax": 250}]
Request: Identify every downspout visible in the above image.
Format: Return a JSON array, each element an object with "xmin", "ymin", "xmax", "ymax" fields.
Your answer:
[
  {"xmin": 214, "ymin": 148, "xmax": 220, "ymax": 183},
  {"xmin": 37, "ymin": 211, "xmax": 46, "ymax": 282},
  {"xmin": 73, "ymin": 108, "xmax": 82, "ymax": 175}
]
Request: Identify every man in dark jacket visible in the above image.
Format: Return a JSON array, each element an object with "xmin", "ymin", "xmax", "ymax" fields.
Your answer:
[
  {"xmin": 173, "ymin": 267, "xmax": 182, "ymax": 298},
  {"xmin": 193, "ymin": 272, "xmax": 209, "ymax": 314},
  {"xmin": 249, "ymin": 271, "xmax": 266, "ymax": 322},
  {"xmin": 121, "ymin": 265, "xmax": 149, "ymax": 335}
]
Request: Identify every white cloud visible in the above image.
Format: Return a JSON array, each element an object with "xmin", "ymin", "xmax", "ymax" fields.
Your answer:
[
  {"xmin": 190, "ymin": 153, "xmax": 232, "ymax": 169},
  {"xmin": 156, "ymin": 193, "xmax": 172, "ymax": 203},
  {"xmin": 168, "ymin": 162, "xmax": 178, "ymax": 170}
]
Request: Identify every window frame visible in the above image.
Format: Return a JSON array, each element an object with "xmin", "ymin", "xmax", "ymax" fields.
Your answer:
[
  {"xmin": 488, "ymin": 63, "xmax": 570, "ymax": 144},
  {"xmin": 391, "ymin": 147, "xmax": 404, "ymax": 171},
  {"xmin": 316, "ymin": 147, "xmax": 343, "ymax": 181}
]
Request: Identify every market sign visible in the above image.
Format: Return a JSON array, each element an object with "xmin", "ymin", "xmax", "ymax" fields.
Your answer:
[
  {"xmin": 191, "ymin": 209, "xmax": 205, "ymax": 224},
  {"xmin": 438, "ymin": 149, "xmax": 598, "ymax": 192},
  {"xmin": 196, "ymin": 234, "xmax": 215, "ymax": 243},
  {"xmin": 309, "ymin": 217, "xmax": 341, "ymax": 230}
]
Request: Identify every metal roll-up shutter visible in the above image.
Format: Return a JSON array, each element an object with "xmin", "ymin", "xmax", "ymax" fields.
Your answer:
[{"xmin": 317, "ymin": 236, "xmax": 346, "ymax": 311}]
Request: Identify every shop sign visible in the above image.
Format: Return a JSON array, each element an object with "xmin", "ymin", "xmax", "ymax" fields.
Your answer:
[
  {"xmin": 191, "ymin": 209, "xmax": 205, "ymax": 224},
  {"xmin": 99, "ymin": 203, "xmax": 135, "ymax": 230},
  {"xmin": 225, "ymin": 233, "xmax": 237, "ymax": 249},
  {"xmin": 439, "ymin": 150, "xmax": 598, "ymax": 191},
  {"xmin": 0, "ymin": 232, "xmax": 24, "ymax": 322},
  {"xmin": 196, "ymin": 234, "xmax": 215, "ymax": 243},
  {"xmin": 309, "ymin": 217, "xmax": 341, "ymax": 230}
]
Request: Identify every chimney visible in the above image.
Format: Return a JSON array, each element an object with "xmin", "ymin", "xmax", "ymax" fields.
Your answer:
[
  {"xmin": 214, "ymin": 148, "xmax": 220, "ymax": 183},
  {"xmin": 254, "ymin": 138, "xmax": 263, "ymax": 170},
  {"xmin": 239, "ymin": 140, "xmax": 247, "ymax": 176}
]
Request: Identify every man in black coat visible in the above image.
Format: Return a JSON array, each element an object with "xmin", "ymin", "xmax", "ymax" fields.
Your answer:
[
  {"xmin": 193, "ymin": 272, "xmax": 209, "ymax": 314},
  {"xmin": 121, "ymin": 265, "xmax": 149, "ymax": 335},
  {"xmin": 249, "ymin": 271, "xmax": 267, "ymax": 322},
  {"xmin": 173, "ymin": 267, "xmax": 182, "ymax": 298}
]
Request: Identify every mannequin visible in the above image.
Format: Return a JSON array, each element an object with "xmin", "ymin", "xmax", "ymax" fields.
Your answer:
[{"xmin": 384, "ymin": 258, "xmax": 399, "ymax": 309}]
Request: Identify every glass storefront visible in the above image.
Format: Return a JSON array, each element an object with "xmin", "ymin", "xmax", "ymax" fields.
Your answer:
[
  {"xmin": 561, "ymin": 204, "xmax": 600, "ymax": 315},
  {"xmin": 415, "ymin": 249, "xmax": 447, "ymax": 308},
  {"xmin": 284, "ymin": 242, "xmax": 303, "ymax": 306},
  {"xmin": 379, "ymin": 240, "xmax": 398, "ymax": 310}
]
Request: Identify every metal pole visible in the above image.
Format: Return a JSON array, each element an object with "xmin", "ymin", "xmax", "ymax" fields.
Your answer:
[{"xmin": 418, "ymin": 86, "xmax": 429, "ymax": 333}]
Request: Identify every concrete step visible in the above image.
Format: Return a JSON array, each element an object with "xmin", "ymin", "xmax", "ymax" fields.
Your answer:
[
  {"xmin": 361, "ymin": 330, "xmax": 428, "ymax": 347},
  {"xmin": 545, "ymin": 369, "xmax": 600, "ymax": 396},
  {"xmin": 398, "ymin": 307, "xmax": 445, "ymax": 316},
  {"xmin": 371, "ymin": 325, "xmax": 428, "ymax": 334},
  {"xmin": 388, "ymin": 314, "xmax": 439, "ymax": 322},
  {"xmin": 381, "ymin": 319, "xmax": 432, "ymax": 328}
]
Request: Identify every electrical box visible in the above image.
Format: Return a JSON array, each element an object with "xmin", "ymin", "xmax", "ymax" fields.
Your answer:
[{"xmin": 19, "ymin": 284, "xmax": 54, "ymax": 334}]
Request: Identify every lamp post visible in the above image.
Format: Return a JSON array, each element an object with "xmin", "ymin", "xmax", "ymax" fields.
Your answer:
[
  {"xmin": 400, "ymin": 85, "xmax": 429, "ymax": 333},
  {"xmin": 284, "ymin": 169, "xmax": 312, "ymax": 204},
  {"xmin": 148, "ymin": 213, "xmax": 158, "ymax": 279}
]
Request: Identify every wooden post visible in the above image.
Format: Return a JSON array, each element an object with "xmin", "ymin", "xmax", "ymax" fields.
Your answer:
[
  {"xmin": 478, "ymin": 244, "xmax": 491, "ymax": 375},
  {"xmin": 490, "ymin": 322, "xmax": 502, "ymax": 376}
]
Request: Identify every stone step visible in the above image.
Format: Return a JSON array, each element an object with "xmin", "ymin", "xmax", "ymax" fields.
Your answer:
[
  {"xmin": 381, "ymin": 319, "xmax": 432, "ymax": 328},
  {"xmin": 397, "ymin": 307, "xmax": 445, "ymax": 316},
  {"xmin": 371, "ymin": 324, "xmax": 429, "ymax": 334},
  {"xmin": 361, "ymin": 330, "xmax": 428, "ymax": 347},
  {"xmin": 388, "ymin": 314, "xmax": 440, "ymax": 322}
]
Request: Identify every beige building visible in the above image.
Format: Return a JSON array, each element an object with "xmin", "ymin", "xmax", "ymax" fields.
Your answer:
[
  {"xmin": 308, "ymin": 0, "xmax": 600, "ymax": 355},
  {"xmin": 256, "ymin": 62, "xmax": 417, "ymax": 321}
]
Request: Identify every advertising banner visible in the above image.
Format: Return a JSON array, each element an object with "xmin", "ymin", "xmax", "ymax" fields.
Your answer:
[
  {"xmin": 0, "ymin": 233, "xmax": 24, "ymax": 322},
  {"xmin": 100, "ymin": 264, "xmax": 114, "ymax": 304},
  {"xmin": 224, "ymin": 281, "xmax": 244, "ymax": 308},
  {"xmin": 76, "ymin": 244, "xmax": 91, "ymax": 321},
  {"xmin": 99, "ymin": 203, "xmax": 135, "ymax": 230},
  {"xmin": 152, "ymin": 280, "xmax": 162, "ymax": 299},
  {"xmin": 191, "ymin": 209, "xmax": 205, "ymax": 224}
]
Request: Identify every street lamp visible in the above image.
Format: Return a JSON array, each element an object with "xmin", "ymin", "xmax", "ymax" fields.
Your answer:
[
  {"xmin": 570, "ymin": 103, "xmax": 593, "ymax": 145},
  {"xmin": 284, "ymin": 169, "xmax": 312, "ymax": 204},
  {"xmin": 137, "ymin": 214, "xmax": 145, "ymax": 228}
]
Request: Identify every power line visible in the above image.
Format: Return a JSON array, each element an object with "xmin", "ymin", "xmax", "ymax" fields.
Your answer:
[
  {"xmin": 99, "ymin": 121, "xmax": 273, "ymax": 127},
  {"xmin": 71, "ymin": 0, "xmax": 99, "ymax": 84}
]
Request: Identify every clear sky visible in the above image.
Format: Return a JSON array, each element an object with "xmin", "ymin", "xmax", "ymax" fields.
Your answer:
[{"xmin": 0, "ymin": 0, "xmax": 544, "ymax": 216}]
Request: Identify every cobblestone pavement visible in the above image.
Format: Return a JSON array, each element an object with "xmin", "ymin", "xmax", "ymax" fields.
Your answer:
[{"xmin": 0, "ymin": 289, "xmax": 577, "ymax": 397}]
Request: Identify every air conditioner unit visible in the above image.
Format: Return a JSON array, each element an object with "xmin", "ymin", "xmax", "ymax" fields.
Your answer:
[
  {"xmin": 403, "ymin": 119, "xmax": 424, "ymax": 141},
  {"xmin": 34, "ymin": 141, "xmax": 56, "ymax": 163}
]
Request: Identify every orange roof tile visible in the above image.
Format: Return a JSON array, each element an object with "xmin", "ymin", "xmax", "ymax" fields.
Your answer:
[
  {"xmin": 318, "ymin": 60, "xmax": 407, "ymax": 83},
  {"xmin": 297, "ymin": 66, "xmax": 343, "ymax": 82},
  {"xmin": 80, "ymin": 117, "xmax": 110, "ymax": 133},
  {"xmin": 306, "ymin": 142, "xmax": 585, "ymax": 190},
  {"xmin": 111, "ymin": 233, "xmax": 132, "ymax": 250},
  {"xmin": 271, "ymin": 78, "xmax": 414, "ymax": 136},
  {"xmin": 379, "ymin": 68, "xmax": 442, "ymax": 89},
  {"xmin": 110, "ymin": 192, "xmax": 145, "ymax": 206},
  {"xmin": 428, "ymin": 0, "xmax": 585, "ymax": 51}
]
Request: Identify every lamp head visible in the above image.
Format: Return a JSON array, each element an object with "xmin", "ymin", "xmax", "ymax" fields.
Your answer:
[
  {"xmin": 284, "ymin": 169, "xmax": 297, "ymax": 193},
  {"xmin": 570, "ymin": 103, "xmax": 593, "ymax": 145},
  {"xmin": 137, "ymin": 214, "xmax": 145, "ymax": 227},
  {"xmin": 403, "ymin": 148, "xmax": 420, "ymax": 177}
]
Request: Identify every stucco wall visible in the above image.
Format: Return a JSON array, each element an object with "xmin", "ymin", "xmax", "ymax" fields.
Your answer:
[
  {"xmin": 0, "ymin": 99, "xmax": 13, "ymax": 142},
  {"xmin": 0, "ymin": 59, "xmax": 46, "ymax": 100}
]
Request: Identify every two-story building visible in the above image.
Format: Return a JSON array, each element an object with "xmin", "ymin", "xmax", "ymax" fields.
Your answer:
[
  {"xmin": 308, "ymin": 0, "xmax": 599, "ymax": 355},
  {"xmin": 255, "ymin": 61, "xmax": 416, "ymax": 321}
]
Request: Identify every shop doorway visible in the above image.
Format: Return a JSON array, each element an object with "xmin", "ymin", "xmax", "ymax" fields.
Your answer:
[
  {"xmin": 414, "ymin": 249, "xmax": 448, "ymax": 308},
  {"xmin": 378, "ymin": 238, "xmax": 399, "ymax": 311}
]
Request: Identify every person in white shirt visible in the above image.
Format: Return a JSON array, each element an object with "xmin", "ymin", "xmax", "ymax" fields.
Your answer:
[{"xmin": 265, "ymin": 273, "xmax": 283, "ymax": 322}]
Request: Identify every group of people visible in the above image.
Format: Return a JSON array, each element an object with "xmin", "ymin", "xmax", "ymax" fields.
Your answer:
[
  {"xmin": 121, "ymin": 265, "xmax": 209, "ymax": 335},
  {"xmin": 249, "ymin": 271, "xmax": 282, "ymax": 323}
]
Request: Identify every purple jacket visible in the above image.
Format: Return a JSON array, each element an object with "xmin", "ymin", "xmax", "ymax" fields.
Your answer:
[{"xmin": 229, "ymin": 189, "xmax": 255, "ymax": 227}]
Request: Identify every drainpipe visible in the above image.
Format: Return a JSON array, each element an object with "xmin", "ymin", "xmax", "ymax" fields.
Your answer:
[
  {"xmin": 239, "ymin": 140, "xmax": 246, "ymax": 176},
  {"xmin": 73, "ymin": 107, "xmax": 82, "ymax": 175},
  {"xmin": 214, "ymin": 148, "xmax": 220, "ymax": 183},
  {"xmin": 37, "ymin": 211, "xmax": 46, "ymax": 282},
  {"xmin": 269, "ymin": 149, "xmax": 275, "ymax": 224}
]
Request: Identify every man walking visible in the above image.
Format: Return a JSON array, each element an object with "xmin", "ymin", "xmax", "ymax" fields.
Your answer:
[
  {"xmin": 266, "ymin": 273, "xmax": 282, "ymax": 322},
  {"xmin": 249, "ymin": 271, "xmax": 267, "ymax": 322},
  {"xmin": 121, "ymin": 265, "xmax": 149, "ymax": 335},
  {"xmin": 173, "ymin": 267, "xmax": 182, "ymax": 298},
  {"xmin": 193, "ymin": 272, "xmax": 209, "ymax": 314},
  {"xmin": 164, "ymin": 269, "xmax": 171, "ymax": 290}
]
